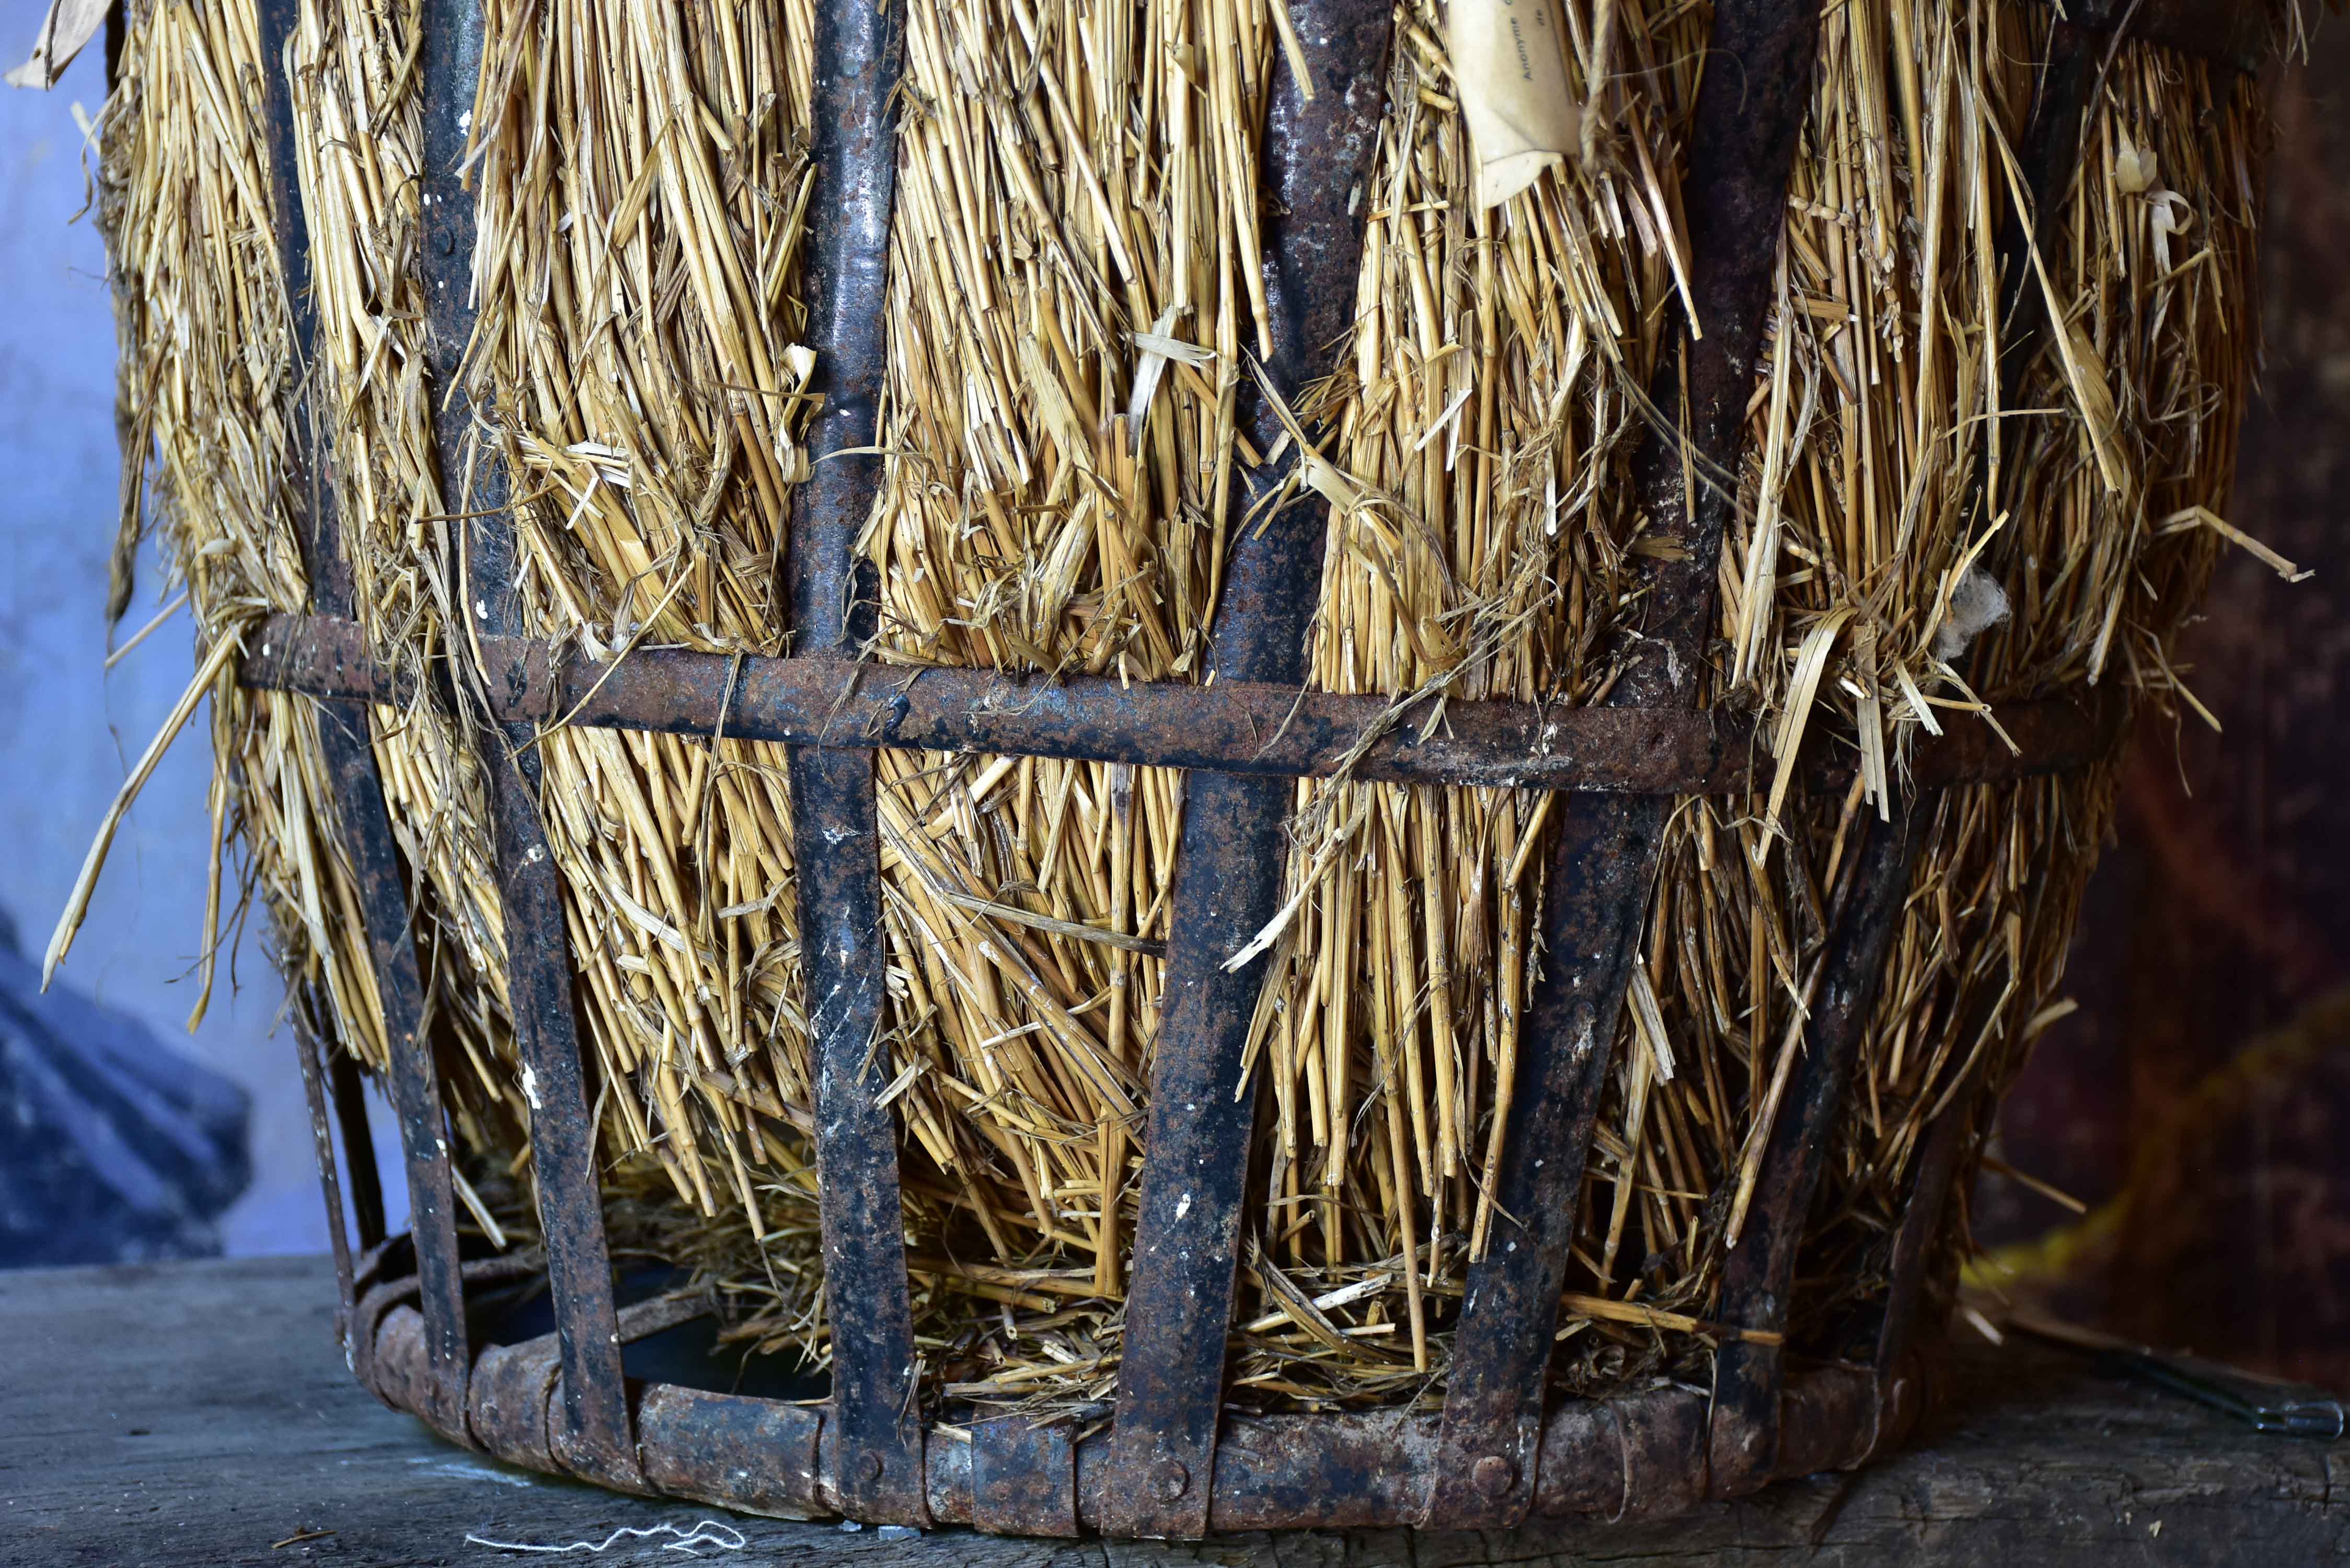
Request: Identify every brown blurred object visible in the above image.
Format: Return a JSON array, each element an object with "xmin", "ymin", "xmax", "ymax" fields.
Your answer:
[{"xmin": 1975, "ymin": 36, "xmax": 2350, "ymax": 1390}]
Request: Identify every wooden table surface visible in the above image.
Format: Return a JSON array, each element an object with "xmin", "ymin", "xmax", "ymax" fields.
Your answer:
[{"xmin": 2, "ymin": 1255, "xmax": 2343, "ymax": 1566}]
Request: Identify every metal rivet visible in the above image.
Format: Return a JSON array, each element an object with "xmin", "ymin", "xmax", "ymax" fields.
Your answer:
[
  {"xmin": 1471, "ymin": 1454, "xmax": 1517, "ymax": 1499},
  {"xmin": 855, "ymin": 1452, "xmax": 884, "ymax": 1484},
  {"xmin": 1155, "ymin": 1460, "xmax": 1190, "ymax": 1502}
]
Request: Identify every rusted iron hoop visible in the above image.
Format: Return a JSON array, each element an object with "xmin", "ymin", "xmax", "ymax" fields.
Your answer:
[
  {"xmin": 347, "ymin": 1247, "xmax": 1929, "ymax": 1533},
  {"xmin": 239, "ymin": 613, "xmax": 2124, "ymax": 798}
]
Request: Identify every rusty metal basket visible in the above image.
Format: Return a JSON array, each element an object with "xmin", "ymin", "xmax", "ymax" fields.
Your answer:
[{"xmin": 236, "ymin": 0, "xmax": 2268, "ymax": 1537}]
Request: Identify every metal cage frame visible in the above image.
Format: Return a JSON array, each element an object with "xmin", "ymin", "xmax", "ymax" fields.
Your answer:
[{"xmin": 230, "ymin": 0, "xmax": 2264, "ymax": 1536}]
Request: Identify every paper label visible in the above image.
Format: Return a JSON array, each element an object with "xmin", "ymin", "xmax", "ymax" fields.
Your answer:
[
  {"xmin": 6, "ymin": 0, "xmax": 108, "ymax": 91},
  {"xmin": 1448, "ymin": 0, "xmax": 1583, "ymax": 210}
]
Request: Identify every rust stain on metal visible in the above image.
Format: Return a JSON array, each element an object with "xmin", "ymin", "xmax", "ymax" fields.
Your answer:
[
  {"xmin": 971, "ymin": 1419, "xmax": 1079, "ymax": 1537},
  {"xmin": 1607, "ymin": 1388, "xmax": 1713, "ymax": 1522},
  {"xmin": 255, "ymin": 0, "xmax": 432, "ymax": 1398},
  {"xmin": 1425, "ymin": 0, "xmax": 1827, "ymax": 1528},
  {"xmin": 241, "ymin": 612, "xmax": 2124, "ymax": 797},
  {"xmin": 640, "ymin": 1387, "xmax": 825, "ymax": 1519},
  {"xmin": 352, "ymin": 1250, "xmax": 1914, "ymax": 1529},
  {"xmin": 1706, "ymin": 8, "xmax": 2107, "ymax": 1496},
  {"xmin": 1101, "ymin": 0, "xmax": 1394, "ymax": 1539},
  {"xmin": 417, "ymin": 0, "xmax": 642, "ymax": 1494},
  {"xmin": 298, "ymin": 239, "xmax": 471, "ymax": 1455},
  {"xmin": 1707, "ymin": 807, "xmax": 1919, "ymax": 1495},
  {"xmin": 785, "ymin": 0, "xmax": 929, "ymax": 1527},
  {"xmin": 789, "ymin": 740, "xmax": 928, "ymax": 1525},
  {"xmin": 467, "ymin": 1335, "xmax": 562, "ymax": 1473}
]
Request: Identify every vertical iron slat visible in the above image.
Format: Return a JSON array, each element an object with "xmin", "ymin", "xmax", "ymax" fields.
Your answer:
[
  {"xmin": 789, "ymin": 744, "xmax": 919, "ymax": 1520},
  {"xmin": 1847, "ymin": 1078, "xmax": 1980, "ymax": 1465},
  {"xmin": 1983, "ymin": 9, "xmax": 2108, "ymax": 545},
  {"xmin": 1424, "ymin": 0, "xmax": 1825, "ymax": 1527},
  {"xmin": 318, "ymin": 1033, "xmax": 387, "ymax": 1357},
  {"xmin": 327, "ymin": 1042, "xmax": 389, "ymax": 1251},
  {"xmin": 293, "ymin": 1016, "xmax": 360, "ymax": 1351},
  {"xmin": 1704, "ymin": 2, "xmax": 2107, "ymax": 1492},
  {"xmin": 257, "ymin": 0, "xmax": 464, "ymax": 1433},
  {"xmin": 327, "ymin": 712, "xmax": 465, "ymax": 1436},
  {"xmin": 787, "ymin": 0, "xmax": 925, "ymax": 1526},
  {"xmin": 415, "ymin": 0, "xmax": 640, "ymax": 1490},
  {"xmin": 1835, "ymin": 10, "xmax": 2108, "ymax": 1437},
  {"xmin": 1706, "ymin": 805, "xmax": 1918, "ymax": 1493},
  {"xmin": 1870, "ymin": 1099, "xmax": 1974, "ymax": 1388},
  {"xmin": 1100, "ymin": 0, "xmax": 1392, "ymax": 1539}
]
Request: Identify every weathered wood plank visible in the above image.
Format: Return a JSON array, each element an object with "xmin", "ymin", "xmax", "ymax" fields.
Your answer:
[{"xmin": 0, "ymin": 1256, "xmax": 2342, "ymax": 1566}]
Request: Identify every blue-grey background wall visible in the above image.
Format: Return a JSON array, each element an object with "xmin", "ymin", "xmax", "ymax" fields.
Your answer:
[{"xmin": 1, "ymin": 14, "xmax": 393, "ymax": 1255}]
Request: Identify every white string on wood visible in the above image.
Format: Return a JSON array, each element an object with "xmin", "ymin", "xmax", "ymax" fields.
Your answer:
[{"xmin": 462, "ymin": 1519, "xmax": 748, "ymax": 1555}]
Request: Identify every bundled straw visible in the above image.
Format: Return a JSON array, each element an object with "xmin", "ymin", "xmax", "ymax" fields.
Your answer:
[{"xmin": 72, "ymin": 0, "xmax": 2290, "ymax": 1412}]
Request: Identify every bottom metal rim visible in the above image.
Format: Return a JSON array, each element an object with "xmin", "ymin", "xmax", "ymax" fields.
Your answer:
[{"xmin": 345, "ymin": 1238, "xmax": 1934, "ymax": 1537}]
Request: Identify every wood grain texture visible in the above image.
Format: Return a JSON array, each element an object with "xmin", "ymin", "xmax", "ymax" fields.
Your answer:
[{"xmin": 1, "ymin": 1256, "xmax": 2344, "ymax": 1566}]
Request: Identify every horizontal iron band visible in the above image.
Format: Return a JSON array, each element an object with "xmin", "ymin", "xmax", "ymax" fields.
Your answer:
[
  {"xmin": 361, "ymin": 1243, "xmax": 1925, "ymax": 1532},
  {"xmin": 240, "ymin": 613, "xmax": 2123, "ymax": 798}
]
